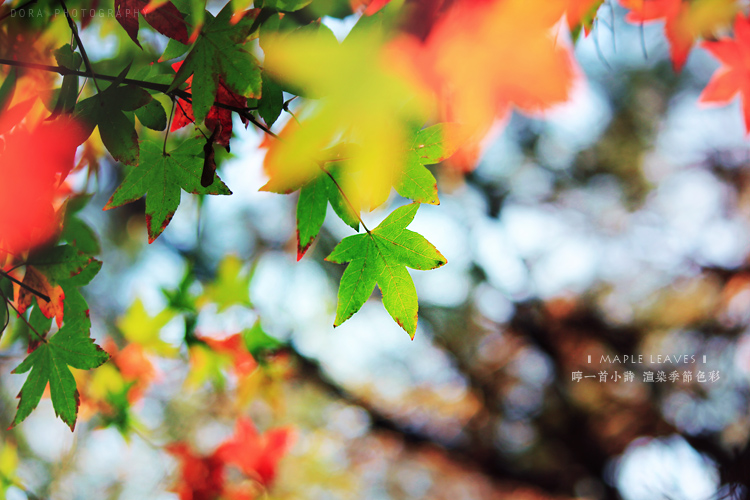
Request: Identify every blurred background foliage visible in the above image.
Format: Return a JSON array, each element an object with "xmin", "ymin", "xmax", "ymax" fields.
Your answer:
[{"xmin": 3, "ymin": 1, "xmax": 750, "ymax": 499}]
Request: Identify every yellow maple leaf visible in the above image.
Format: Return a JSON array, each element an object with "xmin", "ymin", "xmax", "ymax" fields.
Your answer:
[
  {"xmin": 261, "ymin": 20, "xmax": 434, "ymax": 210},
  {"xmin": 199, "ymin": 255, "xmax": 253, "ymax": 311},
  {"xmin": 116, "ymin": 298, "xmax": 177, "ymax": 356}
]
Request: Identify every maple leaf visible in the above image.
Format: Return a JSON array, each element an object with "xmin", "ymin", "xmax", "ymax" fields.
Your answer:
[
  {"xmin": 261, "ymin": 21, "xmax": 434, "ymax": 208},
  {"xmin": 295, "ymin": 164, "xmax": 361, "ymax": 261},
  {"xmin": 76, "ymin": 82, "xmax": 153, "ymax": 165},
  {"xmin": 326, "ymin": 203, "xmax": 446, "ymax": 337},
  {"xmin": 167, "ymin": 443, "xmax": 226, "ymax": 500},
  {"xmin": 167, "ymin": 418, "xmax": 292, "ymax": 500},
  {"xmin": 699, "ymin": 13, "xmax": 750, "ymax": 132},
  {"xmin": 168, "ymin": 3, "xmax": 262, "ymax": 125},
  {"xmin": 620, "ymin": 0, "xmax": 738, "ymax": 71},
  {"xmin": 10, "ymin": 314, "xmax": 109, "ymax": 431},
  {"xmin": 294, "ymin": 124, "xmax": 457, "ymax": 260},
  {"xmin": 242, "ymin": 321, "xmax": 283, "ymax": 359},
  {"xmin": 200, "ymin": 333, "xmax": 257, "ymax": 377},
  {"xmin": 111, "ymin": 342, "xmax": 157, "ymax": 402},
  {"xmin": 215, "ymin": 418, "xmax": 293, "ymax": 486},
  {"xmin": 567, "ymin": 0, "xmax": 604, "ymax": 38},
  {"xmin": 25, "ymin": 244, "xmax": 102, "ymax": 288},
  {"xmin": 170, "ymin": 63, "xmax": 248, "ymax": 149},
  {"xmin": 104, "ymin": 137, "xmax": 232, "ymax": 243},
  {"xmin": 13, "ymin": 244, "xmax": 102, "ymax": 332},
  {"xmin": 395, "ymin": 123, "xmax": 460, "ymax": 205},
  {"xmin": 15, "ymin": 267, "xmax": 65, "ymax": 328},
  {"xmin": 200, "ymin": 255, "xmax": 253, "ymax": 311},
  {"xmin": 116, "ymin": 298, "xmax": 177, "ymax": 355},
  {"xmin": 393, "ymin": 0, "xmax": 578, "ymax": 170},
  {"xmin": 115, "ymin": 0, "xmax": 190, "ymax": 48},
  {"xmin": 0, "ymin": 118, "xmax": 84, "ymax": 255}
]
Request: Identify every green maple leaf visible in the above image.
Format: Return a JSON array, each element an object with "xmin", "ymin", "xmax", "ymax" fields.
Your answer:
[
  {"xmin": 27, "ymin": 244, "xmax": 101, "ymax": 286},
  {"xmin": 10, "ymin": 315, "xmax": 109, "ymax": 431},
  {"xmin": 326, "ymin": 203, "xmax": 446, "ymax": 338},
  {"xmin": 395, "ymin": 124, "xmax": 459, "ymax": 205},
  {"xmin": 104, "ymin": 138, "xmax": 232, "ymax": 243},
  {"xmin": 168, "ymin": 3, "xmax": 262, "ymax": 124},
  {"xmin": 295, "ymin": 167, "xmax": 361, "ymax": 260},
  {"xmin": 76, "ymin": 82, "xmax": 152, "ymax": 165}
]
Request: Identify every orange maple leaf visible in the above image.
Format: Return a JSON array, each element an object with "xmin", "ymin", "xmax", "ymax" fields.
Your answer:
[
  {"xmin": 620, "ymin": 0, "xmax": 738, "ymax": 71},
  {"xmin": 395, "ymin": 0, "xmax": 577, "ymax": 170},
  {"xmin": 14, "ymin": 267, "xmax": 65, "ymax": 328},
  {"xmin": 111, "ymin": 342, "xmax": 158, "ymax": 402},
  {"xmin": 699, "ymin": 13, "xmax": 750, "ymax": 132}
]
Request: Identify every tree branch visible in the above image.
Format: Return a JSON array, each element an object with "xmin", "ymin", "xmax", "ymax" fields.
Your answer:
[
  {"xmin": 0, "ymin": 57, "xmax": 368, "ymax": 235},
  {"xmin": 287, "ymin": 345, "xmax": 576, "ymax": 496}
]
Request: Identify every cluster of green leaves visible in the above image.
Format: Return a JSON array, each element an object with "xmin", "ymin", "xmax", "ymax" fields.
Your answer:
[
  {"xmin": 0, "ymin": 0, "xmax": 458, "ymax": 430},
  {"xmin": 4, "ymin": 199, "xmax": 108, "ymax": 431}
]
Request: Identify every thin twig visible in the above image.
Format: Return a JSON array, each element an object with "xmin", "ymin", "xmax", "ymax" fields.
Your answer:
[
  {"xmin": 59, "ymin": 0, "xmax": 99, "ymax": 91},
  {"xmin": 0, "ymin": 57, "xmax": 369, "ymax": 235},
  {"xmin": 282, "ymin": 96, "xmax": 301, "ymax": 125},
  {"xmin": 0, "ymin": 286, "xmax": 46, "ymax": 343},
  {"xmin": 0, "ymin": 0, "xmax": 39, "ymax": 23}
]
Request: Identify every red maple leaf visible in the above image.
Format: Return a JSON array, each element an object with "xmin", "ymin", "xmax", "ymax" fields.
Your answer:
[
  {"xmin": 620, "ymin": 0, "xmax": 738, "ymax": 71},
  {"xmin": 167, "ymin": 444, "xmax": 226, "ymax": 500},
  {"xmin": 699, "ymin": 13, "xmax": 750, "ymax": 132},
  {"xmin": 115, "ymin": 0, "xmax": 189, "ymax": 48},
  {"xmin": 168, "ymin": 418, "xmax": 293, "ymax": 500},
  {"xmin": 0, "ymin": 117, "xmax": 84, "ymax": 256},
  {"xmin": 171, "ymin": 63, "xmax": 248, "ymax": 149},
  {"xmin": 199, "ymin": 334, "xmax": 257, "ymax": 378},
  {"xmin": 215, "ymin": 418, "xmax": 293, "ymax": 486},
  {"xmin": 620, "ymin": 0, "xmax": 693, "ymax": 70}
]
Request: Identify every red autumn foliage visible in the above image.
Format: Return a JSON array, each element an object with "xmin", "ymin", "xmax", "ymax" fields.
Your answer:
[
  {"xmin": 0, "ymin": 117, "xmax": 84, "ymax": 257},
  {"xmin": 393, "ymin": 0, "xmax": 577, "ymax": 170},
  {"xmin": 167, "ymin": 443, "xmax": 227, "ymax": 500},
  {"xmin": 199, "ymin": 334, "xmax": 257, "ymax": 378},
  {"xmin": 15, "ymin": 267, "xmax": 65, "ymax": 327},
  {"xmin": 215, "ymin": 418, "xmax": 293, "ymax": 486},
  {"xmin": 168, "ymin": 418, "xmax": 293, "ymax": 500},
  {"xmin": 171, "ymin": 62, "xmax": 248, "ymax": 149},
  {"xmin": 109, "ymin": 342, "xmax": 158, "ymax": 402},
  {"xmin": 699, "ymin": 13, "xmax": 750, "ymax": 132},
  {"xmin": 114, "ymin": 0, "xmax": 189, "ymax": 48}
]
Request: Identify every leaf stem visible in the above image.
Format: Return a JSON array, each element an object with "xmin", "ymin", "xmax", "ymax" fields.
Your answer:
[
  {"xmin": 59, "ymin": 0, "xmax": 99, "ymax": 91},
  {"xmin": 0, "ymin": 269, "xmax": 50, "ymax": 303},
  {"xmin": 164, "ymin": 98, "xmax": 176, "ymax": 155},
  {"xmin": 318, "ymin": 163, "xmax": 370, "ymax": 233}
]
